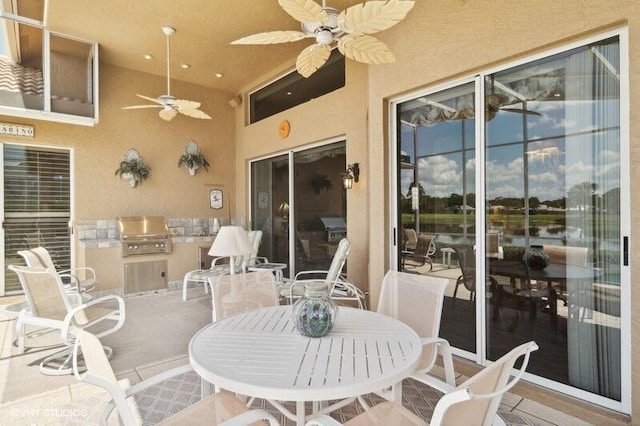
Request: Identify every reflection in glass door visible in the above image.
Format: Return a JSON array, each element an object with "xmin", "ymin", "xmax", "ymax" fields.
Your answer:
[
  {"xmin": 394, "ymin": 33, "xmax": 627, "ymax": 410},
  {"xmin": 397, "ymin": 82, "xmax": 478, "ymax": 355},
  {"xmin": 250, "ymin": 141, "xmax": 347, "ymax": 277},
  {"xmin": 251, "ymin": 154, "xmax": 290, "ymax": 274},
  {"xmin": 484, "ymin": 36, "xmax": 623, "ymax": 404}
]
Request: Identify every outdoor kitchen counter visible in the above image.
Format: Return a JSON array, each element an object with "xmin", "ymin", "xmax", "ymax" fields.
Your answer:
[{"xmin": 77, "ymin": 236, "xmax": 215, "ymax": 294}]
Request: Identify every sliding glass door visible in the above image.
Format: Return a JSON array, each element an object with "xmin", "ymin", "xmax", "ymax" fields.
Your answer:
[
  {"xmin": 392, "ymin": 32, "xmax": 627, "ymax": 410},
  {"xmin": 251, "ymin": 141, "xmax": 347, "ymax": 277}
]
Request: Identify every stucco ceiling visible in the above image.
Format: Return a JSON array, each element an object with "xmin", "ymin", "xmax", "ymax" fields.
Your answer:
[{"xmin": 45, "ymin": 0, "xmax": 367, "ymax": 95}]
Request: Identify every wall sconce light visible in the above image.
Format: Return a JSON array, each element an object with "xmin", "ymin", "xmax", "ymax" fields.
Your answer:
[{"xmin": 343, "ymin": 163, "xmax": 360, "ymax": 190}]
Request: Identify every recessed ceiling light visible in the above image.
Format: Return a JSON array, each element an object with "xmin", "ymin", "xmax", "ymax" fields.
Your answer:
[
  {"xmin": 181, "ymin": 63, "xmax": 190, "ymax": 69},
  {"xmin": 144, "ymin": 54, "xmax": 153, "ymax": 60},
  {"xmin": 286, "ymin": 91, "xmax": 292, "ymax": 96},
  {"xmin": 215, "ymin": 73, "xmax": 223, "ymax": 78}
]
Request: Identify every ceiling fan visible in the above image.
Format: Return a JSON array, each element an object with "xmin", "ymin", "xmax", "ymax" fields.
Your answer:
[
  {"xmin": 123, "ymin": 26, "xmax": 211, "ymax": 121},
  {"xmin": 231, "ymin": 0, "xmax": 416, "ymax": 78},
  {"xmin": 486, "ymin": 76, "xmax": 541, "ymax": 120}
]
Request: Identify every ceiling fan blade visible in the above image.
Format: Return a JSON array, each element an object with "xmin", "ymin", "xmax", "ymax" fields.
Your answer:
[
  {"xmin": 340, "ymin": 0, "xmax": 416, "ymax": 34},
  {"xmin": 296, "ymin": 44, "xmax": 331, "ymax": 78},
  {"xmin": 136, "ymin": 94, "xmax": 164, "ymax": 105},
  {"xmin": 278, "ymin": 0, "xmax": 327, "ymax": 24},
  {"xmin": 232, "ymin": 31, "xmax": 308, "ymax": 45},
  {"xmin": 173, "ymin": 99, "xmax": 201, "ymax": 109},
  {"xmin": 122, "ymin": 105, "xmax": 163, "ymax": 110},
  {"xmin": 338, "ymin": 34, "xmax": 396, "ymax": 64},
  {"xmin": 178, "ymin": 107, "xmax": 212, "ymax": 120},
  {"xmin": 159, "ymin": 108, "xmax": 178, "ymax": 121},
  {"xmin": 501, "ymin": 107, "xmax": 542, "ymax": 116}
]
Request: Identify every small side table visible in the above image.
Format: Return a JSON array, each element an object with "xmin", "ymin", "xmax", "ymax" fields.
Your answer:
[
  {"xmin": 441, "ymin": 247, "xmax": 455, "ymax": 269},
  {"xmin": 247, "ymin": 262, "xmax": 287, "ymax": 286}
]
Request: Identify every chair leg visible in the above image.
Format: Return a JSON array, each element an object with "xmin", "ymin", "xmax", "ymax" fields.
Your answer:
[{"xmin": 182, "ymin": 276, "xmax": 190, "ymax": 301}]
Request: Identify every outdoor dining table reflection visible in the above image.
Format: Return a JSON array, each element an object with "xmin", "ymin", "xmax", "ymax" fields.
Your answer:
[
  {"xmin": 189, "ymin": 305, "xmax": 422, "ymax": 426},
  {"xmin": 489, "ymin": 259, "xmax": 600, "ymax": 330}
]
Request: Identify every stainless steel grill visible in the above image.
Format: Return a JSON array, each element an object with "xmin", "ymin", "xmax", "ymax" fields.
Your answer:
[{"xmin": 117, "ymin": 216, "xmax": 172, "ymax": 257}]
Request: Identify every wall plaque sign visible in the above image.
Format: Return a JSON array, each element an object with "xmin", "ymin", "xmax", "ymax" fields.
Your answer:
[{"xmin": 0, "ymin": 123, "xmax": 34, "ymax": 137}]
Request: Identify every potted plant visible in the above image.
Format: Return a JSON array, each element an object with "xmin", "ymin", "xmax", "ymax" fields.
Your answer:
[
  {"xmin": 178, "ymin": 140, "xmax": 209, "ymax": 175},
  {"xmin": 115, "ymin": 149, "xmax": 150, "ymax": 187}
]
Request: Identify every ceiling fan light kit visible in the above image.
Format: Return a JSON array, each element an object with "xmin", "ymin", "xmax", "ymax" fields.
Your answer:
[
  {"xmin": 231, "ymin": 0, "xmax": 416, "ymax": 78},
  {"xmin": 123, "ymin": 26, "xmax": 212, "ymax": 121}
]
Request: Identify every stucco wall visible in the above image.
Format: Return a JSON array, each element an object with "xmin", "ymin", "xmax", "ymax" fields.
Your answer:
[
  {"xmin": 233, "ymin": 0, "xmax": 639, "ymax": 418},
  {"xmin": 234, "ymin": 61, "xmax": 369, "ymax": 300},
  {"xmin": 0, "ymin": 63, "xmax": 236, "ymax": 221},
  {"xmin": 363, "ymin": 0, "xmax": 639, "ymax": 418}
]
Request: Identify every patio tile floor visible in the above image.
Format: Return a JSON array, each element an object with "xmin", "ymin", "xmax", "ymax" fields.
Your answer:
[{"xmin": 0, "ymin": 289, "xmax": 629, "ymax": 425}]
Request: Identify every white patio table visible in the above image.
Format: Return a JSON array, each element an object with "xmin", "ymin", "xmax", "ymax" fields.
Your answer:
[{"xmin": 189, "ymin": 305, "xmax": 422, "ymax": 425}]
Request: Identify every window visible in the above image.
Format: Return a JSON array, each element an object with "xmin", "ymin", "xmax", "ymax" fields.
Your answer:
[
  {"xmin": 249, "ymin": 49, "xmax": 345, "ymax": 123},
  {"xmin": 0, "ymin": 7, "xmax": 98, "ymax": 125},
  {"xmin": 2, "ymin": 144, "xmax": 71, "ymax": 294}
]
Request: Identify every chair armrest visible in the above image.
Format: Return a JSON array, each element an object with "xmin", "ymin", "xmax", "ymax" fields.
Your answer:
[
  {"xmin": 220, "ymin": 409, "xmax": 280, "ymax": 426},
  {"xmin": 124, "ymin": 364, "xmax": 194, "ymax": 397},
  {"xmin": 430, "ymin": 388, "xmax": 472, "ymax": 425},
  {"xmin": 62, "ymin": 295, "xmax": 126, "ymax": 342},
  {"xmin": 59, "ymin": 266, "xmax": 97, "ymax": 281},
  {"xmin": 304, "ymin": 415, "xmax": 342, "ymax": 426},
  {"xmin": 413, "ymin": 337, "xmax": 456, "ymax": 391},
  {"xmin": 294, "ymin": 270, "xmax": 330, "ymax": 280}
]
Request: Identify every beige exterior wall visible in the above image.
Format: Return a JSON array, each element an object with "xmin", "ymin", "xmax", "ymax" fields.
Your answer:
[
  {"xmin": 233, "ymin": 0, "xmax": 639, "ymax": 418},
  {"xmin": 0, "ymin": 0, "xmax": 637, "ymax": 419},
  {"xmin": 234, "ymin": 61, "xmax": 370, "ymax": 297},
  {"xmin": 0, "ymin": 63, "xmax": 236, "ymax": 220}
]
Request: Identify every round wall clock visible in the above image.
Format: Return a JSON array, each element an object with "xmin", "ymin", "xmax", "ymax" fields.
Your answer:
[{"xmin": 278, "ymin": 120, "xmax": 290, "ymax": 138}]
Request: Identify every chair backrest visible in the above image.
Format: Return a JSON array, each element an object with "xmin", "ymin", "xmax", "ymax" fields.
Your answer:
[
  {"xmin": 453, "ymin": 246, "xmax": 476, "ymax": 291},
  {"xmin": 18, "ymin": 247, "xmax": 56, "ymax": 270},
  {"xmin": 240, "ymin": 230, "xmax": 263, "ymax": 270},
  {"xmin": 414, "ymin": 234, "xmax": 436, "ymax": 256},
  {"xmin": 543, "ymin": 245, "xmax": 588, "ymax": 267},
  {"xmin": 437, "ymin": 341, "xmax": 538, "ymax": 426},
  {"xmin": 378, "ymin": 270, "xmax": 448, "ymax": 372},
  {"xmin": 325, "ymin": 238, "xmax": 350, "ymax": 282},
  {"xmin": 8, "ymin": 265, "xmax": 71, "ymax": 320},
  {"xmin": 486, "ymin": 233, "xmax": 500, "ymax": 255},
  {"xmin": 403, "ymin": 228, "xmax": 418, "ymax": 251},
  {"xmin": 209, "ymin": 271, "xmax": 278, "ymax": 322},
  {"xmin": 73, "ymin": 329, "xmax": 142, "ymax": 425}
]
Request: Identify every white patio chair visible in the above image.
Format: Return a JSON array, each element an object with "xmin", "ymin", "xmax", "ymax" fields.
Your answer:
[
  {"xmin": 18, "ymin": 246, "xmax": 98, "ymax": 294},
  {"xmin": 209, "ymin": 271, "xmax": 279, "ymax": 322},
  {"xmin": 283, "ymin": 238, "xmax": 365, "ymax": 308},
  {"xmin": 8, "ymin": 264, "xmax": 125, "ymax": 376},
  {"xmin": 306, "ymin": 341, "xmax": 538, "ymax": 426},
  {"xmin": 72, "ymin": 329, "xmax": 280, "ymax": 426},
  {"xmin": 182, "ymin": 230, "xmax": 262, "ymax": 301},
  {"xmin": 370, "ymin": 270, "xmax": 456, "ymax": 403}
]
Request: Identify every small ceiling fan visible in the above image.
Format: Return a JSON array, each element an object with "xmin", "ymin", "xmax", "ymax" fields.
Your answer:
[
  {"xmin": 486, "ymin": 76, "xmax": 541, "ymax": 120},
  {"xmin": 231, "ymin": 0, "xmax": 415, "ymax": 78},
  {"xmin": 123, "ymin": 26, "xmax": 211, "ymax": 121}
]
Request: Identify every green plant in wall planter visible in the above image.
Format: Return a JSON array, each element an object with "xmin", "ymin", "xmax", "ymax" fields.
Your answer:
[
  {"xmin": 115, "ymin": 149, "xmax": 150, "ymax": 188},
  {"xmin": 178, "ymin": 140, "xmax": 209, "ymax": 176}
]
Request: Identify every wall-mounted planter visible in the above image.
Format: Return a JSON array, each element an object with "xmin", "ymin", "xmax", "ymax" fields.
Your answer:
[
  {"xmin": 178, "ymin": 140, "xmax": 209, "ymax": 176},
  {"xmin": 114, "ymin": 149, "xmax": 150, "ymax": 188}
]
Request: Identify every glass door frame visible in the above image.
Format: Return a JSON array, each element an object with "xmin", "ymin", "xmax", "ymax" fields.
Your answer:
[
  {"xmin": 249, "ymin": 135, "xmax": 347, "ymax": 278},
  {"xmin": 388, "ymin": 27, "xmax": 630, "ymax": 413}
]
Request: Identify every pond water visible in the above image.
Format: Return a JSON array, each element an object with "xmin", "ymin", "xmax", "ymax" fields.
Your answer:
[{"xmin": 431, "ymin": 224, "xmax": 619, "ymax": 251}]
